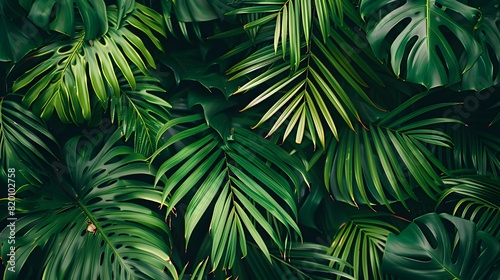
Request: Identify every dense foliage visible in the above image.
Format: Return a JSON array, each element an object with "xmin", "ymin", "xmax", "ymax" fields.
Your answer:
[{"xmin": 1, "ymin": 0, "xmax": 499, "ymax": 279}]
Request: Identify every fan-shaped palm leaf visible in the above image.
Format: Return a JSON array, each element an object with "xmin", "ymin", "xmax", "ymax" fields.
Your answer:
[
  {"xmin": 360, "ymin": 0, "xmax": 483, "ymax": 89},
  {"xmin": 327, "ymin": 212, "xmax": 399, "ymax": 280},
  {"xmin": 12, "ymin": 3, "xmax": 165, "ymax": 123},
  {"xmin": 437, "ymin": 175, "xmax": 500, "ymax": 239},
  {"xmin": 0, "ymin": 94, "xmax": 57, "ymax": 182},
  {"xmin": 151, "ymin": 112, "xmax": 308, "ymax": 270},
  {"xmin": 325, "ymin": 92, "xmax": 461, "ymax": 210},
  {"xmin": 382, "ymin": 213, "xmax": 500, "ymax": 280},
  {"xmin": 110, "ymin": 68, "xmax": 171, "ymax": 156},
  {"xmin": 0, "ymin": 131, "xmax": 177, "ymax": 279}
]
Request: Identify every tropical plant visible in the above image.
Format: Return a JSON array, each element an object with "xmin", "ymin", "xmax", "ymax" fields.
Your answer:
[
  {"xmin": 382, "ymin": 213, "xmax": 500, "ymax": 280},
  {"xmin": 1, "ymin": 0, "xmax": 499, "ymax": 279}
]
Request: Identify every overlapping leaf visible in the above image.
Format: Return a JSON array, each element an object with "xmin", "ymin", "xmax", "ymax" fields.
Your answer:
[
  {"xmin": 244, "ymin": 242, "xmax": 354, "ymax": 279},
  {"xmin": 382, "ymin": 213, "xmax": 500, "ymax": 280},
  {"xmin": 360, "ymin": 0, "xmax": 483, "ymax": 89},
  {"xmin": 435, "ymin": 126, "xmax": 500, "ymax": 176},
  {"xmin": 0, "ymin": 131, "xmax": 177, "ymax": 280},
  {"xmin": 325, "ymin": 92, "xmax": 460, "ymax": 210},
  {"xmin": 327, "ymin": 213, "xmax": 399, "ymax": 280},
  {"xmin": 227, "ymin": 0, "xmax": 343, "ymax": 71},
  {"xmin": 24, "ymin": 0, "xmax": 135, "ymax": 39},
  {"xmin": 458, "ymin": 1, "xmax": 500, "ymax": 90},
  {"xmin": 110, "ymin": 69, "xmax": 171, "ymax": 156},
  {"xmin": 0, "ymin": 0, "xmax": 42, "ymax": 62},
  {"xmin": 151, "ymin": 113, "xmax": 307, "ymax": 270},
  {"xmin": 0, "ymin": 94, "xmax": 57, "ymax": 182},
  {"xmin": 160, "ymin": 0, "xmax": 233, "ymax": 41},
  {"xmin": 437, "ymin": 175, "xmax": 500, "ymax": 240},
  {"xmin": 12, "ymin": 3, "xmax": 165, "ymax": 123},
  {"xmin": 226, "ymin": 22, "xmax": 382, "ymax": 147}
]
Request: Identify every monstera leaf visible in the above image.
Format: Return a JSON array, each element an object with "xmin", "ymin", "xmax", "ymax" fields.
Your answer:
[
  {"xmin": 0, "ymin": 0, "xmax": 42, "ymax": 62},
  {"xmin": 0, "ymin": 131, "xmax": 177, "ymax": 280},
  {"xmin": 382, "ymin": 213, "xmax": 500, "ymax": 280},
  {"xmin": 360, "ymin": 0, "xmax": 483, "ymax": 89},
  {"xmin": 25, "ymin": 0, "xmax": 135, "ymax": 39}
]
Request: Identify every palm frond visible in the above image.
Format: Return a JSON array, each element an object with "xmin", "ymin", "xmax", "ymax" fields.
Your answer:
[
  {"xmin": 226, "ymin": 24, "xmax": 382, "ymax": 147},
  {"xmin": 437, "ymin": 175, "xmax": 500, "ymax": 239},
  {"xmin": 325, "ymin": 92, "xmax": 461, "ymax": 210},
  {"xmin": 242, "ymin": 242, "xmax": 354, "ymax": 279},
  {"xmin": 12, "ymin": 3, "xmax": 165, "ymax": 123},
  {"xmin": 228, "ymin": 0, "xmax": 343, "ymax": 70},
  {"xmin": 0, "ymin": 130, "xmax": 177, "ymax": 280},
  {"xmin": 151, "ymin": 112, "xmax": 307, "ymax": 270},
  {"xmin": 110, "ymin": 68, "xmax": 171, "ymax": 156},
  {"xmin": 435, "ymin": 126, "xmax": 500, "ymax": 176},
  {"xmin": 327, "ymin": 212, "xmax": 399, "ymax": 280},
  {"xmin": 0, "ymin": 94, "xmax": 57, "ymax": 182}
]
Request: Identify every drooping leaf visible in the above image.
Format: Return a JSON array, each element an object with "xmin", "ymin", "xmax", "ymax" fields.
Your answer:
[
  {"xmin": 435, "ymin": 126, "xmax": 500, "ymax": 176},
  {"xmin": 325, "ymin": 92, "xmax": 460, "ymax": 210},
  {"xmin": 382, "ymin": 213, "xmax": 500, "ymax": 280},
  {"xmin": 151, "ymin": 112, "xmax": 306, "ymax": 270}
]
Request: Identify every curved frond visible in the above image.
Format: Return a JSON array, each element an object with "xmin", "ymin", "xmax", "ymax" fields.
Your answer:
[
  {"xmin": 435, "ymin": 126, "xmax": 500, "ymax": 176},
  {"xmin": 327, "ymin": 213, "xmax": 399, "ymax": 280},
  {"xmin": 152, "ymin": 112, "xmax": 307, "ymax": 270},
  {"xmin": 12, "ymin": 3, "xmax": 165, "ymax": 123},
  {"xmin": 437, "ymin": 175, "xmax": 500, "ymax": 239},
  {"xmin": 226, "ymin": 23, "xmax": 382, "ymax": 147},
  {"xmin": 111, "ymin": 68, "xmax": 171, "ymax": 156},
  {"xmin": 243, "ymin": 242, "xmax": 354, "ymax": 279},
  {"xmin": 325, "ymin": 92, "xmax": 461, "ymax": 210},
  {"xmin": 0, "ymin": 131, "xmax": 177, "ymax": 280},
  {"xmin": 0, "ymin": 94, "xmax": 57, "ymax": 182}
]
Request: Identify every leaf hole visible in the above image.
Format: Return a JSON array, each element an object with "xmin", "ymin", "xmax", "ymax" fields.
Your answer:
[{"xmin": 415, "ymin": 220, "xmax": 438, "ymax": 249}]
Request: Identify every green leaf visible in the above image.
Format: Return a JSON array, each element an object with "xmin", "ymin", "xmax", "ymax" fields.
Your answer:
[
  {"xmin": 27, "ymin": 0, "xmax": 108, "ymax": 40},
  {"xmin": 326, "ymin": 97, "xmax": 456, "ymax": 209},
  {"xmin": 151, "ymin": 115, "xmax": 304, "ymax": 271},
  {"xmin": 110, "ymin": 70, "xmax": 171, "ymax": 156},
  {"xmin": 437, "ymin": 175, "xmax": 500, "ymax": 240},
  {"xmin": 12, "ymin": 4, "xmax": 165, "ymax": 123},
  {"xmin": 328, "ymin": 213, "xmax": 398, "ymax": 280},
  {"xmin": 0, "ymin": 2, "xmax": 42, "ymax": 62},
  {"xmin": 0, "ymin": 95, "xmax": 57, "ymax": 182},
  {"xmin": 0, "ymin": 131, "xmax": 177, "ymax": 280},
  {"xmin": 361, "ymin": 0, "xmax": 483, "ymax": 88},
  {"xmin": 382, "ymin": 213, "xmax": 500, "ymax": 280}
]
